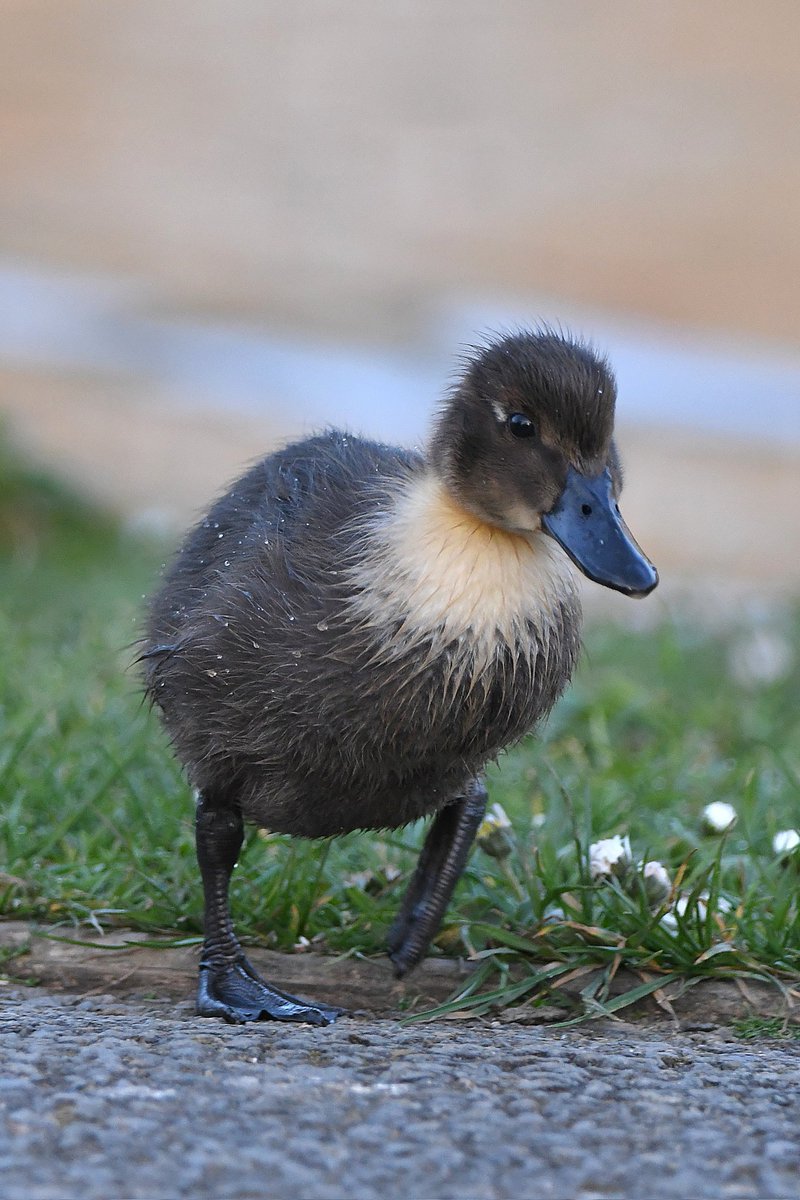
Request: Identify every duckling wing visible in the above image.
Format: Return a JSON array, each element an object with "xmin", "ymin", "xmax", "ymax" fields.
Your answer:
[
  {"xmin": 145, "ymin": 431, "xmax": 420, "ymax": 645},
  {"xmin": 141, "ymin": 432, "xmax": 422, "ymax": 790}
]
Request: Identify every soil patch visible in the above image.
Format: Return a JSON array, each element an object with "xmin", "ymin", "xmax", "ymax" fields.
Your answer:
[{"xmin": 2, "ymin": 920, "xmax": 797, "ymax": 1029}]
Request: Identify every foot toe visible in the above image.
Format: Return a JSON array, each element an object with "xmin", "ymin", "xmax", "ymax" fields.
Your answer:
[{"xmin": 197, "ymin": 959, "xmax": 344, "ymax": 1025}]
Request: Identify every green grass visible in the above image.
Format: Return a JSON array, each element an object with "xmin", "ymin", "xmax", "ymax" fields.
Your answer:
[
  {"xmin": 1, "ymin": 439, "xmax": 799, "ymax": 1020},
  {"xmin": 732, "ymin": 1016, "xmax": 800, "ymax": 1041}
]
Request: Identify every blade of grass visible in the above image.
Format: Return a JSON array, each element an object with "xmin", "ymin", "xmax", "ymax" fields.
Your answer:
[{"xmin": 552, "ymin": 972, "xmax": 682, "ymax": 1027}]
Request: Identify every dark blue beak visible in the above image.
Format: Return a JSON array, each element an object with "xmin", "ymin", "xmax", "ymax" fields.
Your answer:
[{"xmin": 541, "ymin": 467, "xmax": 658, "ymax": 598}]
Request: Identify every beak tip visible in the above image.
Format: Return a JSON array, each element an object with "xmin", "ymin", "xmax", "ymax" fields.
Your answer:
[
  {"xmin": 583, "ymin": 557, "xmax": 659, "ymax": 598},
  {"xmin": 627, "ymin": 564, "xmax": 659, "ymax": 598},
  {"xmin": 541, "ymin": 468, "xmax": 659, "ymax": 599}
]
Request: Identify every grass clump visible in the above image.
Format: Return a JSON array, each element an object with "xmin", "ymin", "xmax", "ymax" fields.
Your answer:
[
  {"xmin": 732, "ymin": 1016, "xmax": 800, "ymax": 1041},
  {"xmin": 1, "ymin": 439, "xmax": 799, "ymax": 1020}
]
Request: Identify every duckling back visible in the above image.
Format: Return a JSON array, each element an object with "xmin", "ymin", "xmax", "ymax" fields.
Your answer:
[{"xmin": 144, "ymin": 430, "xmax": 581, "ymax": 837}]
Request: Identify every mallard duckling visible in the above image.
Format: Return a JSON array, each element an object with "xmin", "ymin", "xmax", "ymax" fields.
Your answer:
[{"xmin": 142, "ymin": 329, "xmax": 657, "ymax": 1025}]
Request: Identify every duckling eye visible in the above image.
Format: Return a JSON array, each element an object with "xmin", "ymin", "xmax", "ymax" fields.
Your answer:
[{"xmin": 508, "ymin": 413, "xmax": 536, "ymax": 439}]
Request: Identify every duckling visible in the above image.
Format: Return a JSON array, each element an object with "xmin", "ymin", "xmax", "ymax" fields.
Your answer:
[{"xmin": 142, "ymin": 329, "xmax": 658, "ymax": 1025}]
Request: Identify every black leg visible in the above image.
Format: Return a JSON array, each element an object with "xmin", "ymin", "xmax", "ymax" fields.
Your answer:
[
  {"xmin": 388, "ymin": 777, "xmax": 487, "ymax": 977},
  {"xmin": 195, "ymin": 792, "xmax": 343, "ymax": 1025}
]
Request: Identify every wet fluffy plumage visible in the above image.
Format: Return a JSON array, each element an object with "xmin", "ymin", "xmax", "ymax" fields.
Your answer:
[
  {"xmin": 139, "ymin": 329, "xmax": 658, "ymax": 1021},
  {"xmin": 143, "ymin": 428, "xmax": 581, "ymax": 837}
]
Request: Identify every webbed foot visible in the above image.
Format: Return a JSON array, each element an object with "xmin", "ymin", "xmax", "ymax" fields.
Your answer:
[{"xmin": 197, "ymin": 955, "xmax": 344, "ymax": 1026}]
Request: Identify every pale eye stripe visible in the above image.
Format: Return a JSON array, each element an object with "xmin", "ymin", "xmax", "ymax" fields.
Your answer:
[{"xmin": 490, "ymin": 400, "xmax": 506, "ymax": 423}]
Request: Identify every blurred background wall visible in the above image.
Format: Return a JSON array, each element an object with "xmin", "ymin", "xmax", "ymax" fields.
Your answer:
[{"xmin": 1, "ymin": 0, "xmax": 798, "ymax": 600}]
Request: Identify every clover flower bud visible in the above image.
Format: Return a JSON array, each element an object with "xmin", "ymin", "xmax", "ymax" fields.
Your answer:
[
  {"xmin": 701, "ymin": 801, "xmax": 737, "ymax": 835},
  {"xmin": 773, "ymin": 829, "xmax": 800, "ymax": 857},
  {"xmin": 476, "ymin": 803, "xmax": 515, "ymax": 859},
  {"xmin": 642, "ymin": 860, "xmax": 671, "ymax": 906},
  {"xmin": 589, "ymin": 835, "xmax": 632, "ymax": 881}
]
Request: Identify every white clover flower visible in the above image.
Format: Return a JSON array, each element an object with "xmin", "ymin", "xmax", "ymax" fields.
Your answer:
[
  {"xmin": 342, "ymin": 865, "xmax": 402, "ymax": 892},
  {"xmin": 589, "ymin": 835, "xmax": 632, "ymax": 880},
  {"xmin": 342, "ymin": 870, "xmax": 373, "ymax": 891},
  {"xmin": 660, "ymin": 890, "xmax": 733, "ymax": 930},
  {"xmin": 477, "ymin": 802, "xmax": 515, "ymax": 859},
  {"xmin": 642, "ymin": 860, "xmax": 671, "ymax": 906},
  {"xmin": 676, "ymin": 894, "xmax": 706, "ymax": 921},
  {"xmin": 484, "ymin": 802, "xmax": 511, "ymax": 829},
  {"xmin": 773, "ymin": 829, "xmax": 800, "ymax": 856},
  {"xmin": 701, "ymin": 801, "xmax": 737, "ymax": 834}
]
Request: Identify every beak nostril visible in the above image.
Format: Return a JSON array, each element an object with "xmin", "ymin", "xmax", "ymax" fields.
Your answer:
[{"xmin": 581, "ymin": 503, "xmax": 592, "ymax": 517}]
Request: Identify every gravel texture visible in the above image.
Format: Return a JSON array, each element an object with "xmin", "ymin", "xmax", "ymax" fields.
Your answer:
[{"xmin": 2, "ymin": 986, "xmax": 799, "ymax": 1200}]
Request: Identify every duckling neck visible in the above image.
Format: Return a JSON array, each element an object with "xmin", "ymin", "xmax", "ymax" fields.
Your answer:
[{"xmin": 349, "ymin": 469, "xmax": 581, "ymax": 649}]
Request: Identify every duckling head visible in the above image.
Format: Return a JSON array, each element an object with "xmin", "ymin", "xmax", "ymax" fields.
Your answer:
[{"xmin": 429, "ymin": 329, "xmax": 658, "ymax": 598}]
